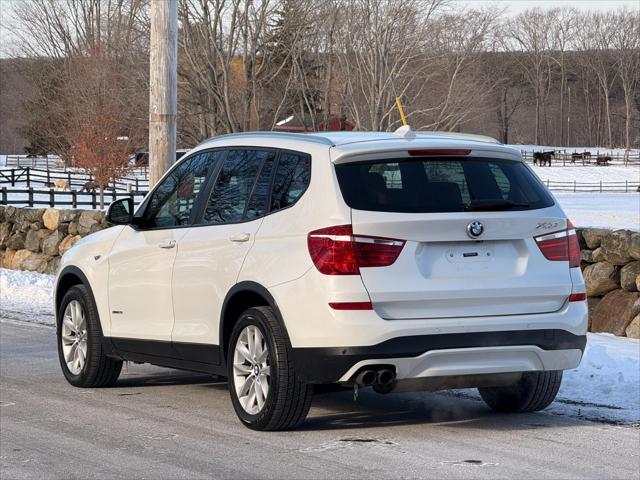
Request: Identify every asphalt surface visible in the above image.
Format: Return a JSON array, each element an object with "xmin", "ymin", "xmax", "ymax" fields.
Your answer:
[{"xmin": 1, "ymin": 319, "xmax": 639, "ymax": 480}]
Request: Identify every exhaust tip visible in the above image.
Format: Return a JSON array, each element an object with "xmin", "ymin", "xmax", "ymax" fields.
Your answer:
[
  {"xmin": 355, "ymin": 369, "xmax": 377, "ymax": 386},
  {"xmin": 377, "ymin": 369, "xmax": 395, "ymax": 386}
]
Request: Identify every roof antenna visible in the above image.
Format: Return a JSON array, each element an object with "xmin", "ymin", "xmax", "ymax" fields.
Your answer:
[{"xmin": 393, "ymin": 96, "xmax": 415, "ymax": 139}]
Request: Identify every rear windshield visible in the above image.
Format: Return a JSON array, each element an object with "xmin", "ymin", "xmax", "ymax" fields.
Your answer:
[{"xmin": 335, "ymin": 157, "xmax": 554, "ymax": 213}]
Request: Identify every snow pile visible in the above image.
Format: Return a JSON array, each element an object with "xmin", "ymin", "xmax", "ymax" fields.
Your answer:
[
  {"xmin": 554, "ymin": 193, "xmax": 639, "ymax": 230},
  {"xmin": 0, "ymin": 268, "xmax": 55, "ymax": 324},
  {"xmin": 550, "ymin": 333, "xmax": 640, "ymax": 424}
]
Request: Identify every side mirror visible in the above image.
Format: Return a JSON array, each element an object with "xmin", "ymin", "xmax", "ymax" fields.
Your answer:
[{"xmin": 106, "ymin": 198, "xmax": 134, "ymax": 225}]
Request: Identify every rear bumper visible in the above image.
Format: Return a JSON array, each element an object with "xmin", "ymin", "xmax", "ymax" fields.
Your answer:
[{"xmin": 291, "ymin": 329, "xmax": 586, "ymax": 383}]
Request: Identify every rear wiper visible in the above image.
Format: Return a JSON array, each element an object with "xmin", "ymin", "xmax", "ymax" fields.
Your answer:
[{"xmin": 465, "ymin": 199, "xmax": 529, "ymax": 211}]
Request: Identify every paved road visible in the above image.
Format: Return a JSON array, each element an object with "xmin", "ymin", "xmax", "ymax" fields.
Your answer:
[{"xmin": 1, "ymin": 319, "xmax": 639, "ymax": 480}]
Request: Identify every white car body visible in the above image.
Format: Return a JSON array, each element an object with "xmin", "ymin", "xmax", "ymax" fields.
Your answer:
[{"xmin": 55, "ymin": 131, "xmax": 587, "ymax": 389}]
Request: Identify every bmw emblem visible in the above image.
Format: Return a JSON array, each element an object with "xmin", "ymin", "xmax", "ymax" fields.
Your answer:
[{"xmin": 466, "ymin": 221, "xmax": 484, "ymax": 238}]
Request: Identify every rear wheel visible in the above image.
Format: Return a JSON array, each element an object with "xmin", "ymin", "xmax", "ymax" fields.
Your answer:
[
  {"xmin": 478, "ymin": 370, "xmax": 562, "ymax": 413},
  {"xmin": 228, "ymin": 306, "xmax": 313, "ymax": 430},
  {"xmin": 57, "ymin": 285, "xmax": 122, "ymax": 387}
]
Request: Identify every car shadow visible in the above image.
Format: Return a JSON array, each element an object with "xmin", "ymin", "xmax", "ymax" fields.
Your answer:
[{"xmin": 112, "ymin": 368, "xmax": 571, "ymax": 432}]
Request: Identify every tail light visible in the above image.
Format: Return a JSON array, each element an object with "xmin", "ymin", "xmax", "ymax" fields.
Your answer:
[
  {"xmin": 308, "ymin": 225, "xmax": 405, "ymax": 275},
  {"xmin": 535, "ymin": 220, "xmax": 580, "ymax": 268},
  {"xmin": 568, "ymin": 293, "xmax": 586, "ymax": 302}
]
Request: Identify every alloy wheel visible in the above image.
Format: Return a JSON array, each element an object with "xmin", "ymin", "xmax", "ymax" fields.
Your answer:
[
  {"xmin": 60, "ymin": 300, "xmax": 88, "ymax": 375},
  {"xmin": 233, "ymin": 325, "xmax": 271, "ymax": 415}
]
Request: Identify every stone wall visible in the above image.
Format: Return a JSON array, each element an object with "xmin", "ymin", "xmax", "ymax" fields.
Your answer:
[
  {"xmin": 0, "ymin": 206, "xmax": 109, "ymax": 275},
  {"xmin": 1, "ymin": 206, "xmax": 639, "ymax": 338},
  {"xmin": 578, "ymin": 228, "xmax": 640, "ymax": 338}
]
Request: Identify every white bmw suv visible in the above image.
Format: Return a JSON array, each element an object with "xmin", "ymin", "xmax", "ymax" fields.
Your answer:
[{"xmin": 54, "ymin": 129, "xmax": 587, "ymax": 430}]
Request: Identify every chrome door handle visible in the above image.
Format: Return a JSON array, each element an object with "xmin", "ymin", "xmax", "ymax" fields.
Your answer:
[
  {"xmin": 229, "ymin": 232, "xmax": 250, "ymax": 243},
  {"xmin": 158, "ymin": 240, "xmax": 177, "ymax": 249}
]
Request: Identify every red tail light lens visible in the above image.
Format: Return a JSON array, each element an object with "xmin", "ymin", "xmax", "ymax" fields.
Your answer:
[
  {"xmin": 567, "ymin": 221, "xmax": 581, "ymax": 268},
  {"xmin": 568, "ymin": 293, "xmax": 586, "ymax": 302},
  {"xmin": 328, "ymin": 302, "xmax": 373, "ymax": 310},
  {"xmin": 308, "ymin": 225, "xmax": 405, "ymax": 275},
  {"xmin": 535, "ymin": 220, "xmax": 580, "ymax": 268}
]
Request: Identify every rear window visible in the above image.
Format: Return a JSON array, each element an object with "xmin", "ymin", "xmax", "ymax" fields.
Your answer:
[{"xmin": 335, "ymin": 157, "xmax": 554, "ymax": 213}]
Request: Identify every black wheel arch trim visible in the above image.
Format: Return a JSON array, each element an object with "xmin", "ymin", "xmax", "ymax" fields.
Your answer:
[
  {"xmin": 219, "ymin": 281, "xmax": 292, "ymax": 365},
  {"xmin": 55, "ymin": 266, "xmax": 95, "ymax": 327}
]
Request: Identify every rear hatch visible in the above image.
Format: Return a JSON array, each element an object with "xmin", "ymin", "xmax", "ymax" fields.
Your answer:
[{"xmin": 334, "ymin": 150, "xmax": 571, "ymax": 319}]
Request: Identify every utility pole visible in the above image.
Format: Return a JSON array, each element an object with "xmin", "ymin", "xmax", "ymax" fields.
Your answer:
[{"xmin": 149, "ymin": 0, "xmax": 178, "ymax": 187}]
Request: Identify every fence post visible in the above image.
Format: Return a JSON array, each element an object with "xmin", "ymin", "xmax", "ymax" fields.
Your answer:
[
  {"xmin": 26, "ymin": 167, "xmax": 30, "ymax": 187},
  {"xmin": 49, "ymin": 189, "xmax": 54, "ymax": 207},
  {"xmin": 573, "ymin": 180, "xmax": 576, "ymax": 192},
  {"xmin": 600, "ymin": 180, "xmax": 602, "ymax": 193},
  {"xmin": 135, "ymin": 177, "xmax": 139, "ymax": 192},
  {"xmin": 92, "ymin": 191, "xmax": 97, "ymax": 209},
  {"xmin": 11, "ymin": 169, "xmax": 15, "ymax": 186},
  {"xmin": 111, "ymin": 188, "xmax": 116, "ymax": 205},
  {"xmin": 72, "ymin": 190, "xmax": 77, "ymax": 209},
  {"xmin": 67, "ymin": 172, "xmax": 72, "ymax": 188},
  {"xmin": 1, "ymin": 187, "xmax": 6, "ymax": 204},
  {"xmin": 546, "ymin": 179, "xmax": 550, "ymax": 188},
  {"xmin": 46, "ymin": 169, "xmax": 51, "ymax": 186},
  {"xmin": 28, "ymin": 187, "xmax": 34, "ymax": 207}
]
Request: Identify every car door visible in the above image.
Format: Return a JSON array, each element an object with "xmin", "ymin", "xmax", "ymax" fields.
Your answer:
[
  {"xmin": 108, "ymin": 152, "xmax": 218, "ymax": 343},
  {"xmin": 171, "ymin": 148, "xmax": 277, "ymax": 361}
]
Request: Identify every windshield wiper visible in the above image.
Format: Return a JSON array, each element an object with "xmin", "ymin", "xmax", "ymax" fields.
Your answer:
[{"xmin": 465, "ymin": 199, "xmax": 529, "ymax": 211}]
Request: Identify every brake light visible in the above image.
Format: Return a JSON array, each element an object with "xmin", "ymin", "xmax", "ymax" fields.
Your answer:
[
  {"xmin": 535, "ymin": 220, "xmax": 580, "ymax": 268},
  {"xmin": 408, "ymin": 149, "xmax": 471, "ymax": 156},
  {"xmin": 308, "ymin": 225, "xmax": 405, "ymax": 275}
]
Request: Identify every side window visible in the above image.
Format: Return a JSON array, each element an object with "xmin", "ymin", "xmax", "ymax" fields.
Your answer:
[
  {"xmin": 270, "ymin": 152, "xmax": 311, "ymax": 212},
  {"xmin": 203, "ymin": 149, "xmax": 269, "ymax": 225},
  {"xmin": 143, "ymin": 151, "xmax": 222, "ymax": 228}
]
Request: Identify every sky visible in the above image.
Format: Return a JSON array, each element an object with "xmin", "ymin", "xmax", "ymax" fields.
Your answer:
[{"xmin": 455, "ymin": 0, "xmax": 639, "ymax": 14}]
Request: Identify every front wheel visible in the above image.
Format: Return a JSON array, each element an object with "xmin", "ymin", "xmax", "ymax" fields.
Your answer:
[
  {"xmin": 57, "ymin": 285, "xmax": 122, "ymax": 387},
  {"xmin": 478, "ymin": 370, "xmax": 562, "ymax": 413},
  {"xmin": 227, "ymin": 306, "xmax": 313, "ymax": 431}
]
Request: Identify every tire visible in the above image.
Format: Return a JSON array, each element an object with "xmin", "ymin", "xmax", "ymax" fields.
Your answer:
[
  {"xmin": 57, "ymin": 285, "xmax": 122, "ymax": 388},
  {"xmin": 227, "ymin": 306, "xmax": 313, "ymax": 431},
  {"xmin": 478, "ymin": 370, "xmax": 562, "ymax": 413}
]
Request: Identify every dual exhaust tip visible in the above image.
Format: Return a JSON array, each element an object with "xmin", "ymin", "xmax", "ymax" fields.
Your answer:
[{"xmin": 354, "ymin": 368, "xmax": 395, "ymax": 387}]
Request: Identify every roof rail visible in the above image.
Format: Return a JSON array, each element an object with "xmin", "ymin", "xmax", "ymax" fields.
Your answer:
[{"xmin": 197, "ymin": 131, "xmax": 335, "ymax": 147}]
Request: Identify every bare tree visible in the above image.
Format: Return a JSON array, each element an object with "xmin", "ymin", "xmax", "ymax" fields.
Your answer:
[{"xmin": 611, "ymin": 9, "xmax": 640, "ymax": 152}]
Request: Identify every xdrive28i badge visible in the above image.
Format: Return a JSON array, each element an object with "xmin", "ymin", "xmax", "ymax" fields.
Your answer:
[{"xmin": 466, "ymin": 220, "xmax": 484, "ymax": 238}]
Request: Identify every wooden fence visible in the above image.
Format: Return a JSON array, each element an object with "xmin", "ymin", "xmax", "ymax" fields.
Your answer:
[
  {"xmin": 521, "ymin": 149, "xmax": 640, "ymax": 166},
  {"xmin": 543, "ymin": 179, "xmax": 640, "ymax": 193},
  {"xmin": 0, "ymin": 187, "xmax": 146, "ymax": 209},
  {"xmin": 0, "ymin": 167, "xmax": 149, "ymax": 193}
]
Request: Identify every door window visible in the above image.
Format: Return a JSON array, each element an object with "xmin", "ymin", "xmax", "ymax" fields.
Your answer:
[
  {"xmin": 203, "ymin": 149, "xmax": 272, "ymax": 225},
  {"xmin": 143, "ymin": 151, "xmax": 223, "ymax": 228}
]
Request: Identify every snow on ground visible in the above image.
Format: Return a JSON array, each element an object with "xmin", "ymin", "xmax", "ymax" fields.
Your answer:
[
  {"xmin": 0, "ymin": 268, "xmax": 54, "ymax": 324},
  {"xmin": 509, "ymin": 144, "xmax": 639, "ymax": 157},
  {"xmin": 554, "ymin": 193, "xmax": 639, "ymax": 230},
  {"xmin": 1, "ymin": 267, "xmax": 639, "ymax": 425},
  {"xmin": 530, "ymin": 164, "xmax": 640, "ymax": 184}
]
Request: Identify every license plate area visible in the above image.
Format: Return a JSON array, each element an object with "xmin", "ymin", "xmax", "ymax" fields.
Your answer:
[{"xmin": 445, "ymin": 244, "xmax": 494, "ymax": 263}]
